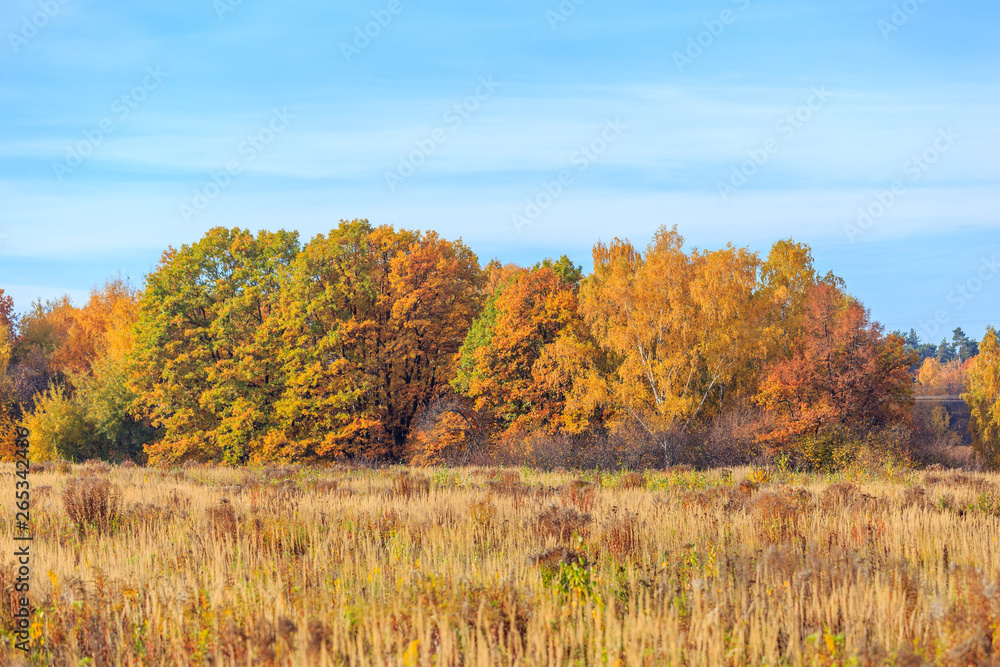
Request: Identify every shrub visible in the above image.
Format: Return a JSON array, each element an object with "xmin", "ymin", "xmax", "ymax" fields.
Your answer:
[
  {"xmin": 24, "ymin": 385, "xmax": 98, "ymax": 462},
  {"xmin": 617, "ymin": 472, "xmax": 646, "ymax": 490},
  {"xmin": 820, "ymin": 482, "xmax": 857, "ymax": 511},
  {"xmin": 788, "ymin": 425, "xmax": 912, "ymax": 473},
  {"xmin": 600, "ymin": 513, "xmax": 641, "ymax": 562},
  {"xmin": 63, "ymin": 477, "xmax": 121, "ymax": 535},
  {"xmin": 531, "ymin": 548, "xmax": 595, "ymax": 600},
  {"xmin": 534, "ymin": 505, "xmax": 591, "ymax": 542},
  {"xmin": 207, "ymin": 499, "xmax": 238, "ymax": 539},
  {"xmin": 901, "ymin": 485, "xmax": 928, "ymax": 510},
  {"xmin": 393, "ymin": 471, "xmax": 430, "ymax": 499},
  {"xmin": 468, "ymin": 498, "xmax": 497, "ymax": 530},
  {"xmin": 84, "ymin": 459, "xmax": 112, "ymax": 474},
  {"xmin": 560, "ymin": 480, "xmax": 596, "ymax": 513},
  {"xmin": 701, "ymin": 404, "xmax": 770, "ymax": 466},
  {"xmin": 749, "ymin": 488, "xmax": 810, "ymax": 543}
]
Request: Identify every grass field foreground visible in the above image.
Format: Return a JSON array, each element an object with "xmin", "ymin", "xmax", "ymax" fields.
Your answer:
[{"xmin": 1, "ymin": 462, "xmax": 999, "ymax": 665}]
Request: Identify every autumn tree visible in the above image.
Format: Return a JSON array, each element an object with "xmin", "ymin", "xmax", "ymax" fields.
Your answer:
[
  {"xmin": 915, "ymin": 357, "xmax": 966, "ymax": 397},
  {"xmin": 406, "ymin": 394, "xmax": 489, "ymax": 466},
  {"xmin": 757, "ymin": 239, "xmax": 837, "ymax": 362},
  {"xmin": 3, "ymin": 282, "xmax": 158, "ymax": 462},
  {"xmin": 578, "ymin": 226, "xmax": 766, "ymax": 459},
  {"xmin": 0, "ymin": 321, "xmax": 17, "ymax": 460},
  {"xmin": 0, "ymin": 290, "xmax": 15, "ymax": 415},
  {"xmin": 452, "ymin": 258, "xmax": 596, "ymax": 446},
  {"xmin": 0, "ymin": 288, "xmax": 14, "ymax": 333},
  {"xmin": 131, "ymin": 228, "xmax": 300, "ymax": 464},
  {"xmin": 23, "ymin": 277, "xmax": 157, "ymax": 462},
  {"xmin": 962, "ymin": 326, "xmax": 1000, "ymax": 468},
  {"xmin": 262, "ymin": 220, "xmax": 481, "ymax": 462},
  {"xmin": 51, "ymin": 274, "xmax": 139, "ymax": 377},
  {"xmin": 6, "ymin": 297, "xmax": 78, "ymax": 412},
  {"xmin": 754, "ymin": 283, "xmax": 917, "ymax": 446}
]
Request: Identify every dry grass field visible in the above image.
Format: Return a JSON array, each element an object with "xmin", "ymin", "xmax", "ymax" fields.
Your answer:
[{"xmin": 1, "ymin": 462, "xmax": 999, "ymax": 666}]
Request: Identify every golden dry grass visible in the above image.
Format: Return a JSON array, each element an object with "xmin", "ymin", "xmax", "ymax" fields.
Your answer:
[{"xmin": 1, "ymin": 463, "xmax": 998, "ymax": 665}]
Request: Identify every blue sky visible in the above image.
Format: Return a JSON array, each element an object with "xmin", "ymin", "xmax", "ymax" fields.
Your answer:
[{"xmin": 1, "ymin": 0, "xmax": 997, "ymax": 344}]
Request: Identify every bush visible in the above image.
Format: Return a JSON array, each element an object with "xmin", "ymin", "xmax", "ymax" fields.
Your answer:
[
  {"xmin": 477, "ymin": 427, "xmax": 668, "ymax": 471},
  {"xmin": 63, "ymin": 477, "xmax": 121, "ymax": 535},
  {"xmin": 207, "ymin": 499, "xmax": 238, "ymax": 539},
  {"xmin": 700, "ymin": 404, "xmax": 771, "ymax": 466},
  {"xmin": 534, "ymin": 505, "xmax": 592, "ymax": 542},
  {"xmin": 559, "ymin": 480, "xmax": 596, "ymax": 512},
  {"xmin": 786, "ymin": 425, "xmax": 912, "ymax": 473},
  {"xmin": 393, "ymin": 471, "xmax": 430, "ymax": 498},
  {"xmin": 24, "ymin": 378, "xmax": 153, "ymax": 464},
  {"xmin": 24, "ymin": 385, "xmax": 98, "ymax": 462},
  {"xmin": 600, "ymin": 513, "xmax": 641, "ymax": 562},
  {"xmin": 617, "ymin": 472, "xmax": 646, "ymax": 490}
]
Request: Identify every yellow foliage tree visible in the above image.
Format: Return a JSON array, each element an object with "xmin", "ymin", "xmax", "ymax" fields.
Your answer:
[
  {"xmin": 962, "ymin": 326, "xmax": 1000, "ymax": 468},
  {"xmin": 578, "ymin": 226, "xmax": 766, "ymax": 449},
  {"xmin": 916, "ymin": 357, "xmax": 966, "ymax": 397},
  {"xmin": 132, "ymin": 228, "xmax": 301, "ymax": 464}
]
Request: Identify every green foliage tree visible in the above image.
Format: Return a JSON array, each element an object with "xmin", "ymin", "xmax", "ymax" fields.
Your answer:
[
  {"xmin": 936, "ymin": 338, "xmax": 956, "ymax": 363},
  {"xmin": 952, "ymin": 327, "xmax": 979, "ymax": 362},
  {"xmin": 132, "ymin": 227, "xmax": 300, "ymax": 464},
  {"xmin": 532, "ymin": 255, "xmax": 584, "ymax": 285}
]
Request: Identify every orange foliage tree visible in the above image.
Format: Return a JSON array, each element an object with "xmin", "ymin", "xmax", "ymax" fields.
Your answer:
[
  {"xmin": 754, "ymin": 283, "xmax": 917, "ymax": 446},
  {"xmin": 23, "ymin": 277, "xmax": 154, "ymax": 462},
  {"xmin": 451, "ymin": 258, "xmax": 596, "ymax": 448}
]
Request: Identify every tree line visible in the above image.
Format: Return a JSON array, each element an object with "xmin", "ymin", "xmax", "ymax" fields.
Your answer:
[{"xmin": 1, "ymin": 221, "xmax": 998, "ymax": 469}]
